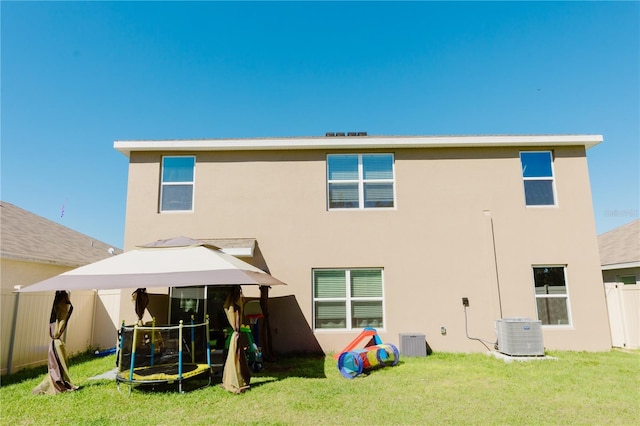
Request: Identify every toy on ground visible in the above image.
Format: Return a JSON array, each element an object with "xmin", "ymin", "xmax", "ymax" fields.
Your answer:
[
  {"xmin": 335, "ymin": 327, "xmax": 399, "ymax": 379},
  {"xmin": 225, "ymin": 325, "xmax": 263, "ymax": 372}
]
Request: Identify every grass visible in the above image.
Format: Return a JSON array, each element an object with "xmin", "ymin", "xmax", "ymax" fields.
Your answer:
[{"xmin": 1, "ymin": 350, "xmax": 638, "ymax": 425}]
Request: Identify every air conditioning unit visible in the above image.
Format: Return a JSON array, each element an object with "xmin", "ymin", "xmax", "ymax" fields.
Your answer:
[
  {"xmin": 399, "ymin": 333, "xmax": 427, "ymax": 357},
  {"xmin": 495, "ymin": 318, "xmax": 544, "ymax": 356}
]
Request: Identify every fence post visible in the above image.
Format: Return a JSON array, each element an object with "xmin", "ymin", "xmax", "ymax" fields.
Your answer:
[{"xmin": 6, "ymin": 286, "xmax": 21, "ymax": 374}]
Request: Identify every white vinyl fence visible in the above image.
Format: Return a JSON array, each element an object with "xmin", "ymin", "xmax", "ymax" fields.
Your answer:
[
  {"xmin": 1, "ymin": 289, "xmax": 99, "ymax": 375},
  {"xmin": 605, "ymin": 282, "xmax": 640, "ymax": 350}
]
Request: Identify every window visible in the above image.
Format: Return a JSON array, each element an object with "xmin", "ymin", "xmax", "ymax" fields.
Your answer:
[
  {"xmin": 533, "ymin": 266, "xmax": 571, "ymax": 326},
  {"xmin": 169, "ymin": 285, "xmax": 233, "ymax": 330},
  {"xmin": 160, "ymin": 156, "xmax": 195, "ymax": 212},
  {"xmin": 520, "ymin": 151, "xmax": 556, "ymax": 206},
  {"xmin": 327, "ymin": 154, "xmax": 395, "ymax": 209},
  {"xmin": 313, "ymin": 269, "xmax": 384, "ymax": 330},
  {"xmin": 618, "ymin": 275, "xmax": 637, "ymax": 285},
  {"xmin": 169, "ymin": 286, "xmax": 205, "ymax": 323}
]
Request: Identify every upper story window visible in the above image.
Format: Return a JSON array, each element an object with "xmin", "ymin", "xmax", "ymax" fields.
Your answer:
[
  {"xmin": 520, "ymin": 151, "xmax": 556, "ymax": 206},
  {"xmin": 160, "ymin": 156, "xmax": 195, "ymax": 212},
  {"xmin": 327, "ymin": 154, "xmax": 395, "ymax": 209},
  {"xmin": 533, "ymin": 266, "xmax": 571, "ymax": 326}
]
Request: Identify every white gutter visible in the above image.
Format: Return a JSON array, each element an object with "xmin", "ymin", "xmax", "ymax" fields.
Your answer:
[{"xmin": 601, "ymin": 261, "xmax": 640, "ymax": 271}]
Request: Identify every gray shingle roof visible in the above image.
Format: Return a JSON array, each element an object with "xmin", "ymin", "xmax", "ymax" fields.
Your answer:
[
  {"xmin": 598, "ymin": 219, "xmax": 640, "ymax": 267},
  {"xmin": 0, "ymin": 201, "xmax": 122, "ymax": 267}
]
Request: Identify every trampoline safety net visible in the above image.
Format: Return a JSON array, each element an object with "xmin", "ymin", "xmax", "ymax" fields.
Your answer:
[{"xmin": 117, "ymin": 320, "xmax": 211, "ymax": 392}]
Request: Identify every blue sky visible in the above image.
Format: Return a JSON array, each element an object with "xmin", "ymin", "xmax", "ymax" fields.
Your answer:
[{"xmin": 2, "ymin": 1, "xmax": 638, "ymax": 249}]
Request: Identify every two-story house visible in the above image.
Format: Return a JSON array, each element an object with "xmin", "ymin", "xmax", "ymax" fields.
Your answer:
[{"xmin": 113, "ymin": 134, "xmax": 611, "ymax": 354}]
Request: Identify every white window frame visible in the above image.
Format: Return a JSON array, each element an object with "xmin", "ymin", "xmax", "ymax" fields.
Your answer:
[
  {"xmin": 312, "ymin": 268, "xmax": 385, "ymax": 331},
  {"xmin": 160, "ymin": 155, "xmax": 196, "ymax": 213},
  {"xmin": 532, "ymin": 265, "xmax": 572, "ymax": 327},
  {"xmin": 520, "ymin": 151, "xmax": 558, "ymax": 207},
  {"xmin": 326, "ymin": 153, "xmax": 396, "ymax": 210}
]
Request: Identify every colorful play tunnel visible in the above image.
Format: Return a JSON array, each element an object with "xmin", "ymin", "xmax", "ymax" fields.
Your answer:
[{"xmin": 337, "ymin": 343, "xmax": 400, "ymax": 379}]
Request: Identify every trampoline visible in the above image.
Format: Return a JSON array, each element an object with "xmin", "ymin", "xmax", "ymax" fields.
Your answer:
[{"xmin": 116, "ymin": 318, "xmax": 212, "ymax": 393}]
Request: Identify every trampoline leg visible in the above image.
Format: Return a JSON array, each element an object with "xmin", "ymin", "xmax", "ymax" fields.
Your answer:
[{"xmin": 117, "ymin": 380, "xmax": 132, "ymax": 397}]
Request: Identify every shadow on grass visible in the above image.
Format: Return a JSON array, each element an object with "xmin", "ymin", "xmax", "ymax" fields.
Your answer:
[
  {"xmin": 117, "ymin": 378, "xmax": 212, "ymax": 394},
  {"xmin": 2, "ymin": 351, "xmax": 328, "ymax": 393},
  {"xmin": 254, "ymin": 353, "xmax": 327, "ymax": 380},
  {"xmin": 1, "ymin": 364, "xmax": 49, "ymax": 386},
  {"xmin": 1, "ymin": 350, "xmax": 104, "ymax": 386}
]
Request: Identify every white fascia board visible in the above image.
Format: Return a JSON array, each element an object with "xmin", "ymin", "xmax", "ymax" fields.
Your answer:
[
  {"xmin": 220, "ymin": 247, "xmax": 254, "ymax": 258},
  {"xmin": 601, "ymin": 261, "xmax": 640, "ymax": 271},
  {"xmin": 114, "ymin": 134, "xmax": 603, "ymax": 157}
]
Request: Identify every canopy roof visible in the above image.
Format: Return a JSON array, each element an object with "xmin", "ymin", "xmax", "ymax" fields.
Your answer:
[{"xmin": 20, "ymin": 236, "xmax": 285, "ymax": 292}]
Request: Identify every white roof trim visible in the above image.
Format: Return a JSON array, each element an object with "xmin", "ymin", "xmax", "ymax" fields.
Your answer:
[
  {"xmin": 601, "ymin": 261, "xmax": 640, "ymax": 271},
  {"xmin": 114, "ymin": 134, "xmax": 603, "ymax": 157},
  {"xmin": 220, "ymin": 247, "xmax": 254, "ymax": 258}
]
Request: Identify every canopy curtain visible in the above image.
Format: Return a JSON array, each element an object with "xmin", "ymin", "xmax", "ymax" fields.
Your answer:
[
  {"xmin": 259, "ymin": 286, "xmax": 276, "ymax": 362},
  {"xmin": 32, "ymin": 291, "xmax": 79, "ymax": 395},
  {"xmin": 132, "ymin": 288, "xmax": 149, "ymax": 325},
  {"xmin": 222, "ymin": 286, "xmax": 251, "ymax": 393}
]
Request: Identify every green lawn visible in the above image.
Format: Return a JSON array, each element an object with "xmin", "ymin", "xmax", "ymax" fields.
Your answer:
[{"xmin": 1, "ymin": 350, "xmax": 638, "ymax": 425}]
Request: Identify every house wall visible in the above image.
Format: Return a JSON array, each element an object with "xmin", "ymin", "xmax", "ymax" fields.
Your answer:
[
  {"xmin": 603, "ymin": 267, "xmax": 639, "ymax": 349},
  {"xmin": 0, "ymin": 258, "xmax": 72, "ymax": 291},
  {"xmin": 122, "ymin": 145, "xmax": 611, "ymax": 353}
]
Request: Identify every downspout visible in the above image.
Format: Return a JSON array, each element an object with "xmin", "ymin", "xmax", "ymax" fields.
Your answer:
[
  {"xmin": 461, "ymin": 211, "xmax": 504, "ymax": 352},
  {"xmin": 484, "ymin": 210, "xmax": 504, "ymax": 318}
]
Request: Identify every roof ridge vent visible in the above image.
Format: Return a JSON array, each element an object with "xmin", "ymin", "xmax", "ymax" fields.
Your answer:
[{"xmin": 325, "ymin": 131, "xmax": 367, "ymax": 137}]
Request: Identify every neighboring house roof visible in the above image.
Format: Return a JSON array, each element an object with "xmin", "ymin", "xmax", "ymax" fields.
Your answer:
[
  {"xmin": 598, "ymin": 219, "xmax": 640, "ymax": 270},
  {"xmin": 0, "ymin": 201, "xmax": 122, "ymax": 268},
  {"xmin": 114, "ymin": 134, "xmax": 603, "ymax": 157}
]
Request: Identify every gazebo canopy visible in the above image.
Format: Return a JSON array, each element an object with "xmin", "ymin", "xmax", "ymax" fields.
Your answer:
[{"xmin": 21, "ymin": 236, "xmax": 285, "ymax": 292}]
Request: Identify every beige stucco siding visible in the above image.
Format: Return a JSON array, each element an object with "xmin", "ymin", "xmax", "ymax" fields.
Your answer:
[{"xmin": 122, "ymin": 146, "xmax": 610, "ymax": 353}]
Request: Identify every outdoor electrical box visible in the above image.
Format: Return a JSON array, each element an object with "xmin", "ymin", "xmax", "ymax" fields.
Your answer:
[{"xmin": 399, "ymin": 333, "xmax": 427, "ymax": 357}]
